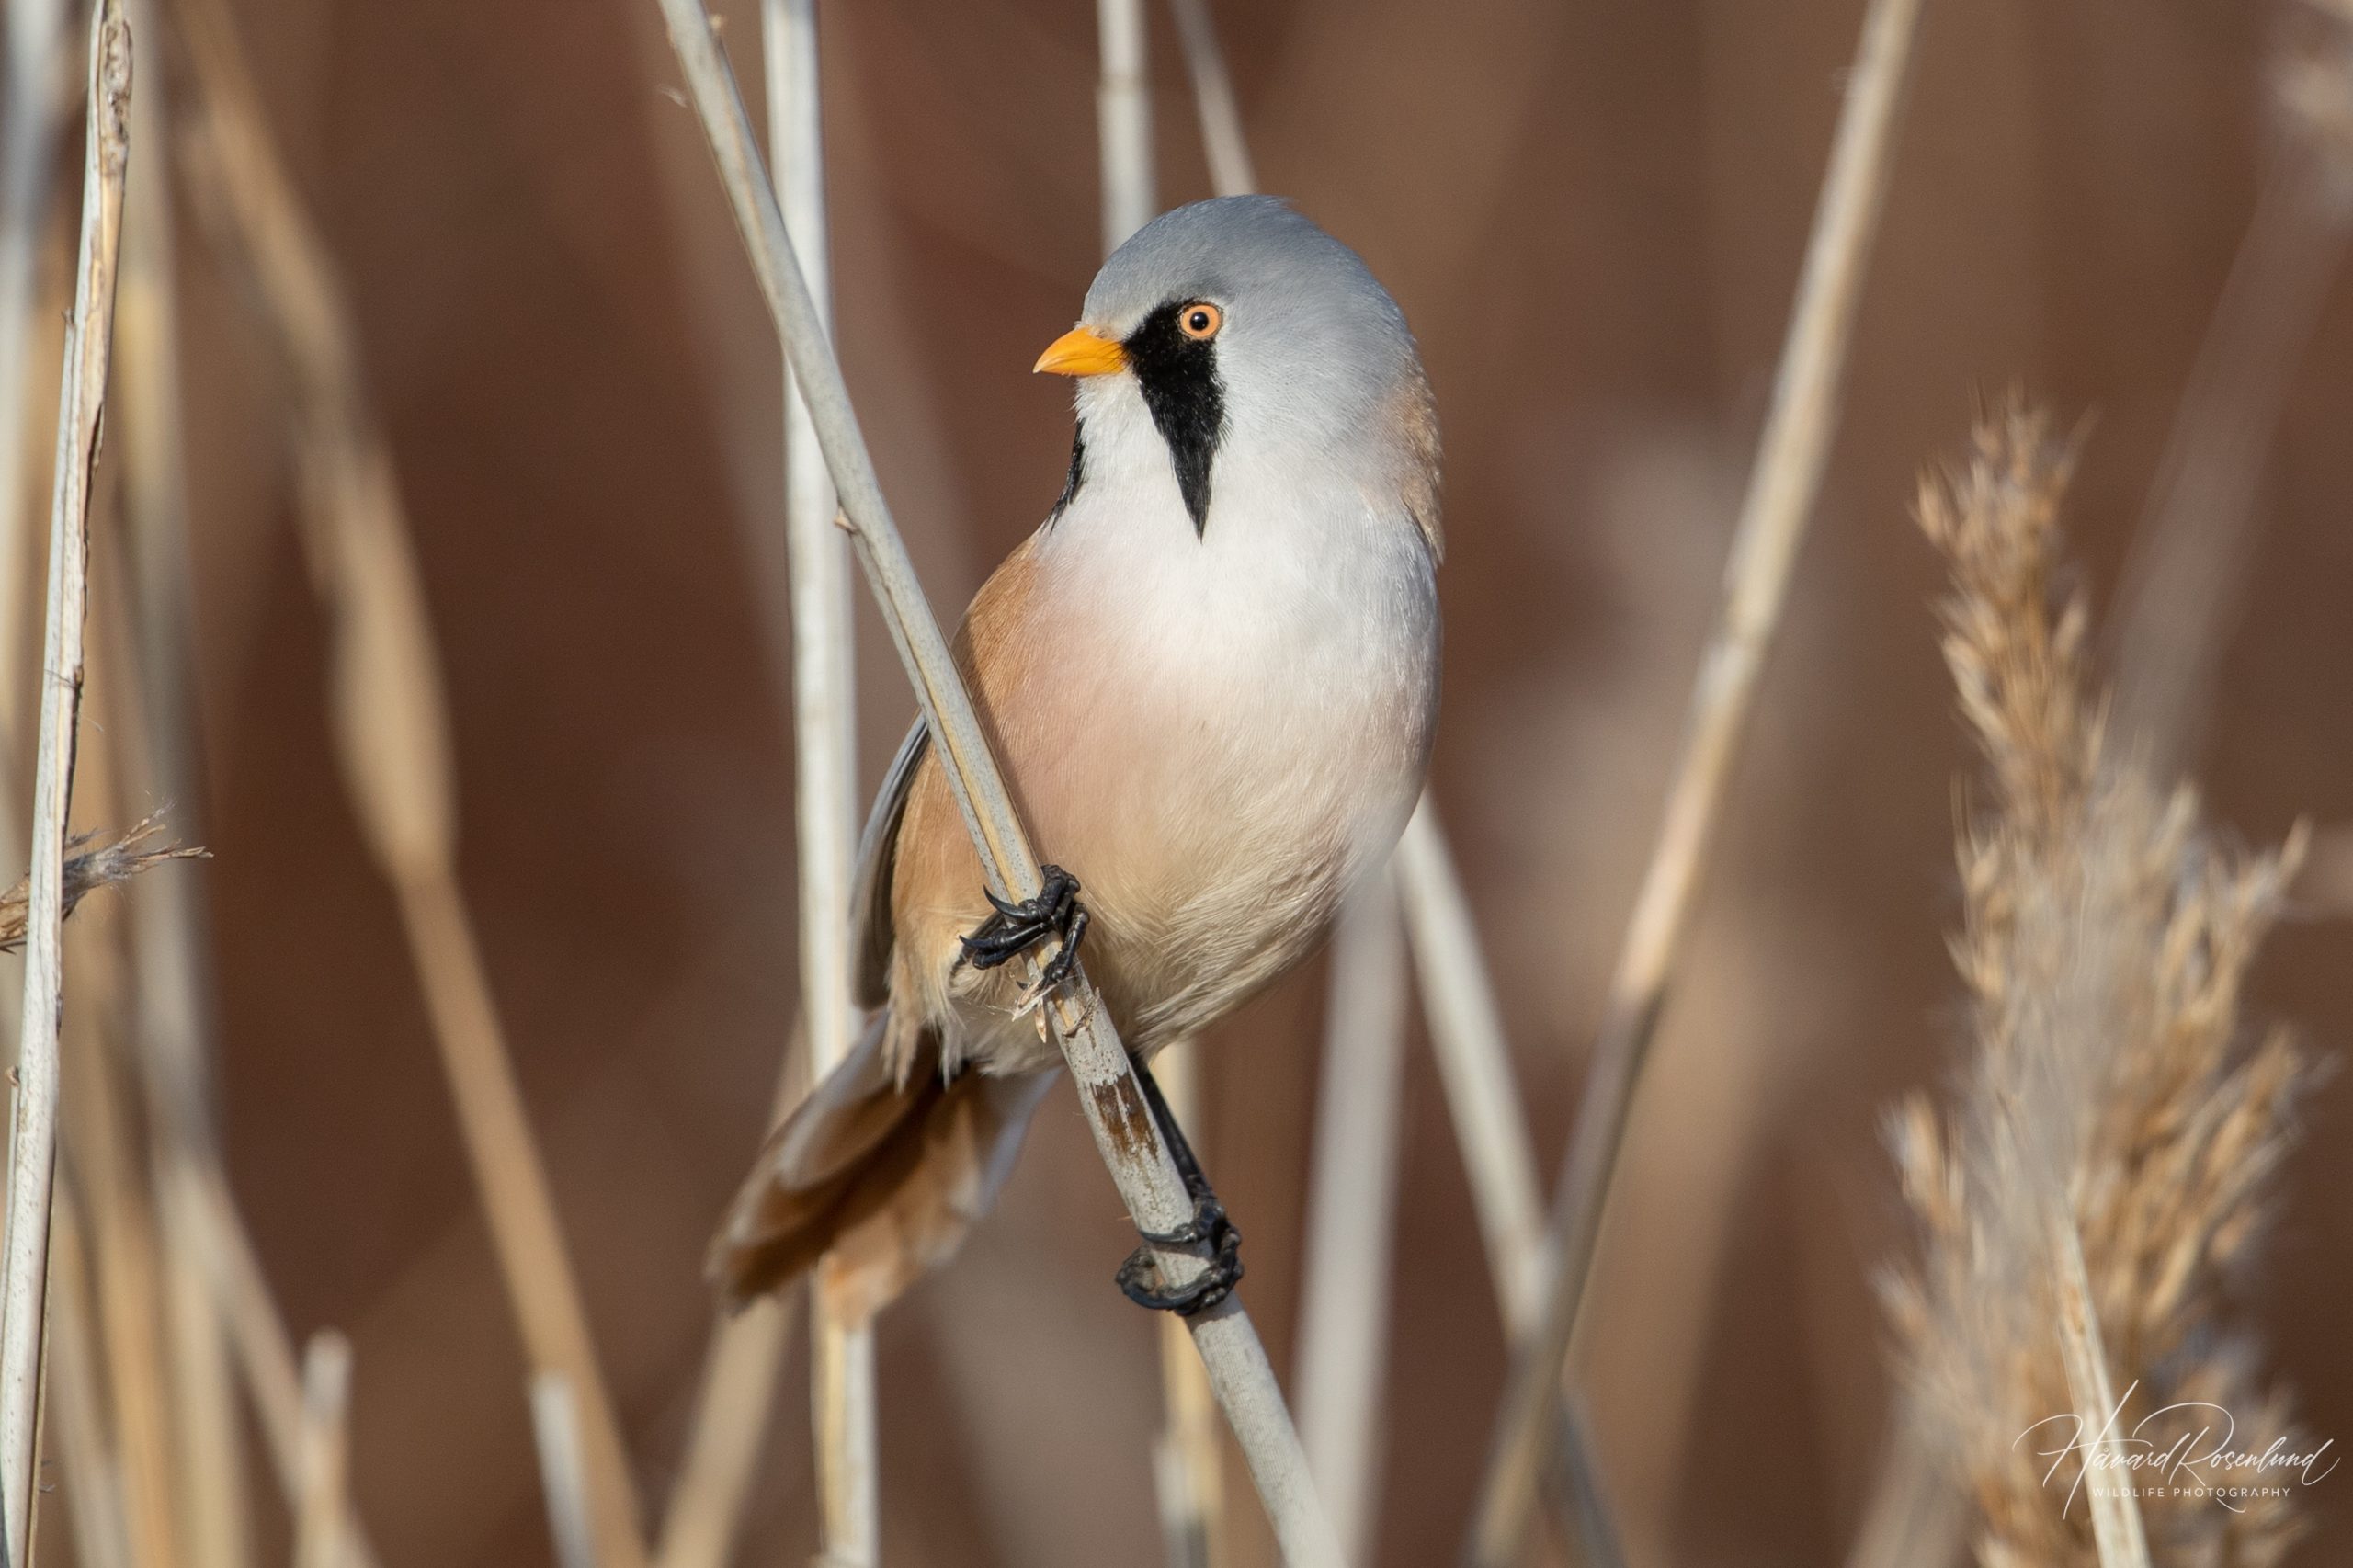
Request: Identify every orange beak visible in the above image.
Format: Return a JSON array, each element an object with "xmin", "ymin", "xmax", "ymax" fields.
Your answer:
[{"xmin": 1032, "ymin": 326, "xmax": 1128, "ymax": 377}]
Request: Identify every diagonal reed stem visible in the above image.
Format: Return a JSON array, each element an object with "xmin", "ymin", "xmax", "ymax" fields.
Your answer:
[
  {"xmin": 0, "ymin": 6, "xmax": 131, "ymax": 1559},
  {"xmin": 647, "ymin": 7, "xmax": 1341, "ymax": 1562},
  {"xmin": 1465, "ymin": 0, "xmax": 1926, "ymax": 1560}
]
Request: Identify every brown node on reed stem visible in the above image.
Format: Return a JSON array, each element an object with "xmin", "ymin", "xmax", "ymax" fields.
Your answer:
[{"xmin": 1883, "ymin": 401, "xmax": 2319, "ymax": 1568}]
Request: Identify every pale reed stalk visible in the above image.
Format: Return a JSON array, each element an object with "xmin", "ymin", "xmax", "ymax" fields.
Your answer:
[
  {"xmin": 533, "ymin": 1373, "xmax": 604, "ymax": 1568},
  {"xmin": 0, "ymin": 6, "xmax": 130, "ymax": 1557},
  {"xmin": 171, "ymin": 3, "xmax": 652, "ymax": 1560},
  {"xmin": 760, "ymin": 2, "xmax": 878, "ymax": 1558},
  {"xmin": 110, "ymin": 4, "xmax": 252, "ymax": 1551},
  {"xmin": 648, "ymin": 9, "xmax": 1340, "ymax": 1559},
  {"xmin": 1292, "ymin": 871, "xmax": 1408, "ymax": 1567},
  {"xmin": 291, "ymin": 1333, "xmax": 353, "ymax": 1568},
  {"xmin": 655, "ymin": 1032, "xmax": 805, "ymax": 1568},
  {"xmin": 1467, "ymin": 1, "xmax": 1926, "ymax": 1557},
  {"xmin": 1098, "ymin": 0, "xmax": 1156, "ymax": 254},
  {"xmin": 1166, "ymin": 0, "xmax": 1256, "ymax": 199},
  {"xmin": 1093, "ymin": 9, "xmax": 1234, "ymax": 1559}
]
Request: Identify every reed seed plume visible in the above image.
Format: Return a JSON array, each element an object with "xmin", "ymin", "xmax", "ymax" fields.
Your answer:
[
  {"xmin": 0, "ymin": 816, "xmax": 206, "ymax": 955},
  {"xmin": 1884, "ymin": 402, "xmax": 2318, "ymax": 1568}
]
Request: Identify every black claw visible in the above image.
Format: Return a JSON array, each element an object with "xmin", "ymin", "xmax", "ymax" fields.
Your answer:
[
  {"xmin": 958, "ymin": 865, "xmax": 1087, "ymax": 995},
  {"xmin": 1113, "ymin": 1057, "xmax": 1246, "ymax": 1317}
]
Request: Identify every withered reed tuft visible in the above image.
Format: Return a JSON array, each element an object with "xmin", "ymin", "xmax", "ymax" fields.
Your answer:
[{"xmin": 1884, "ymin": 403, "xmax": 2316, "ymax": 1568}]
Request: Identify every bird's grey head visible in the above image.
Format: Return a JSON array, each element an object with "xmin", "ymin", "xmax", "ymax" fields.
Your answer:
[{"xmin": 1035, "ymin": 196, "xmax": 1439, "ymax": 549}]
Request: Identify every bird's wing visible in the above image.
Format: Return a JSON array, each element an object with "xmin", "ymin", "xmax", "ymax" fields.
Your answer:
[{"xmin": 850, "ymin": 717, "xmax": 929, "ymax": 1007}]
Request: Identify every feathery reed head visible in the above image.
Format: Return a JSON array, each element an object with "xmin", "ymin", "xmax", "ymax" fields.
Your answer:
[{"xmin": 1884, "ymin": 400, "xmax": 2318, "ymax": 1568}]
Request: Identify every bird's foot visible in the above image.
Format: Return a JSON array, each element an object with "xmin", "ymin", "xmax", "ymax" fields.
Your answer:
[
  {"xmin": 1117, "ymin": 1190, "xmax": 1244, "ymax": 1316},
  {"xmin": 958, "ymin": 864, "xmax": 1089, "ymax": 995},
  {"xmin": 1113, "ymin": 1056, "xmax": 1245, "ymax": 1316}
]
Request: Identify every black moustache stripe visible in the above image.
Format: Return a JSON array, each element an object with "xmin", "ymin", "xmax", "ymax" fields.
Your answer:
[
  {"xmin": 1122, "ymin": 300, "xmax": 1225, "ymax": 536},
  {"xmin": 1049, "ymin": 424, "xmax": 1086, "ymax": 526}
]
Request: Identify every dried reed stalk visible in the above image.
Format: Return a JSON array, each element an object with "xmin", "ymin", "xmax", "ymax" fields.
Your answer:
[
  {"xmin": 291, "ymin": 1333, "xmax": 353, "ymax": 1568},
  {"xmin": 1167, "ymin": 0, "xmax": 1256, "ymax": 200},
  {"xmin": 533, "ymin": 1373, "xmax": 603, "ymax": 1568},
  {"xmin": 1098, "ymin": 0, "xmax": 1156, "ymax": 255},
  {"xmin": 1467, "ymin": 0, "xmax": 1926, "ymax": 1556},
  {"xmin": 188, "ymin": 1165, "xmax": 381, "ymax": 1568},
  {"xmin": 1390, "ymin": 807, "xmax": 1543, "ymax": 1330},
  {"xmin": 761, "ymin": 3, "xmax": 878, "ymax": 1558},
  {"xmin": 1292, "ymin": 871, "xmax": 1408, "ymax": 1567},
  {"xmin": 55, "ymin": 906, "xmax": 181, "ymax": 1568},
  {"xmin": 0, "ymin": 6, "xmax": 131, "ymax": 1557},
  {"xmin": 108, "ymin": 1, "xmax": 254, "ymax": 1551},
  {"xmin": 656, "ymin": 1027, "xmax": 805, "ymax": 1568},
  {"xmin": 1883, "ymin": 405, "xmax": 2313, "ymax": 1568},
  {"xmin": 48, "ymin": 1199, "xmax": 133, "ymax": 1568},
  {"xmin": 648, "ymin": 9, "xmax": 1341, "ymax": 1560},
  {"xmin": 171, "ymin": 3, "xmax": 652, "ymax": 1561},
  {"xmin": 654, "ymin": 1294, "xmax": 797, "ymax": 1568}
]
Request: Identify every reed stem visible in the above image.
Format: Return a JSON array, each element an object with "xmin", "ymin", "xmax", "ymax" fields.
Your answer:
[
  {"xmin": 1465, "ymin": 1, "xmax": 1925, "ymax": 1556},
  {"xmin": 0, "ymin": 6, "xmax": 130, "ymax": 1557}
]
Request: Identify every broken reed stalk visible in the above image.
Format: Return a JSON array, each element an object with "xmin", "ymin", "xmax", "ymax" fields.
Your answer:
[
  {"xmin": 291, "ymin": 1333, "xmax": 353, "ymax": 1568},
  {"xmin": 171, "ymin": 3, "xmax": 653, "ymax": 1562},
  {"xmin": 760, "ymin": 1, "xmax": 878, "ymax": 1558},
  {"xmin": 1292, "ymin": 871, "xmax": 1408, "ymax": 1567},
  {"xmin": 110, "ymin": 5, "xmax": 254, "ymax": 1549},
  {"xmin": 189, "ymin": 1166, "xmax": 381, "ymax": 1568},
  {"xmin": 1465, "ymin": 0, "xmax": 1926, "ymax": 1557},
  {"xmin": 647, "ymin": 8, "xmax": 1341, "ymax": 1562},
  {"xmin": 0, "ymin": 6, "xmax": 130, "ymax": 1559}
]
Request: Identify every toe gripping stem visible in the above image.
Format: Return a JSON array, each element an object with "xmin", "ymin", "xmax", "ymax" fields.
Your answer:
[
  {"xmin": 958, "ymin": 863, "xmax": 1090, "ymax": 996},
  {"xmin": 1115, "ymin": 1057, "xmax": 1244, "ymax": 1317}
]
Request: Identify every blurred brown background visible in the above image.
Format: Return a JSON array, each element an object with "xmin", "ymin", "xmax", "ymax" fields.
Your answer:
[{"xmin": 26, "ymin": 0, "xmax": 2353, "ymax": 1562}]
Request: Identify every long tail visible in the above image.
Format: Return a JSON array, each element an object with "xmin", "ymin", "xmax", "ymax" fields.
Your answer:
[{"xmin": 708, "ymin": 1015, "xmax": 1054, "ymax": 1324}]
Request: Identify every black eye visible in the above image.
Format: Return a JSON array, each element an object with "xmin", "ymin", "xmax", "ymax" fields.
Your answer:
[{"xmin": 1178, "ymin": 302, "xmax": 1222, "ymax": 341}]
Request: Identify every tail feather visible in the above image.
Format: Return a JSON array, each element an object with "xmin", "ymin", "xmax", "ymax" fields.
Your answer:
[{"xmin": 708, "ymin": 1016, "xmax": 1053, "ymax": 1324}]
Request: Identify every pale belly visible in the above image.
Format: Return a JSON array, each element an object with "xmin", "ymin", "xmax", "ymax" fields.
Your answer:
[{"xmin": 939, "ymin": 511, "xmax": 1439, "ymax": 1074}]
